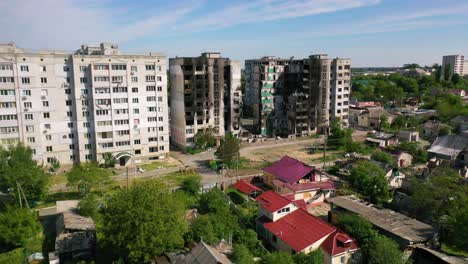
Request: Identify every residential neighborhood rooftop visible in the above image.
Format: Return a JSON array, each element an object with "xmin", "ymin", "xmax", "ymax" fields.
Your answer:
[
  {"xmin": 428, "ymin": 134, "xmax": 468, "ymax": 158},
  {"xmin": 256, "ymin": 190, "xmax": 292, "ymax": 213},
  {"xmin": 263, "ymin": 156, "xmax": 314, "ymax": 184},
  {"xmin": 327, "ymin": 195, "xmax": 435, "ymax": 244}
]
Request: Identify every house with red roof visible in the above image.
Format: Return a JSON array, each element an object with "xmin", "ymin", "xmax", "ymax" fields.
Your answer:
[
  {"xmin": 232, "ymin": 179, "xmax": 263, "ymax": 198},
  {"xmin": 262, "ymin": 156, "xmax": 335, "ymax": 208},
  {"xmin": 255, "ymin": 191, "xmax": 360, "ymax": 263}
]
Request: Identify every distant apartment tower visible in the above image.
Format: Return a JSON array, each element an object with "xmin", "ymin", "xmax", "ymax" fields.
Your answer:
[
  {"xmin": 442, "ymin": 55, "xmax": 468, "ymax": 76},
  {"xmin": 245, "ymin": 55, "xmax": 351, "ymax": 137},
  {"xmin": 0, "ymin": 43, "xmax": 169, "ymax": 166},
  {"xmin": 169, "ymin": 53, "xmax": 242, "ymax": 149}
]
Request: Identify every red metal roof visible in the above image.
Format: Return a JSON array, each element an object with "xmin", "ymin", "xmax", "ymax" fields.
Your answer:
[
  {"xmin": 263, "ymin": 156, "xmax": 314, "ymax": 184},
  {"xmin": 321, "ymin": 230, "xmax": 359, "ymax": 256},
  {"xmin": 261, "ymin": 208, "xmax": 336, "ymax": 252},
  {"xmin": 273, "ymin": 179, "xmax": 335, "ymax": 193},
  {"xmin": 255, "ymin": 191, "xmax": 292, "ymax": 213},
  {"xmin": 232, "ymin": 180, "xmax": 263, "ymax": 195}
]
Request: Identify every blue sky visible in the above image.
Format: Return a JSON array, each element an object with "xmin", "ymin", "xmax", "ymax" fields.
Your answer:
[{"xmin": 1, "ymin": 0, "xmax": 468, "ymax": 66}]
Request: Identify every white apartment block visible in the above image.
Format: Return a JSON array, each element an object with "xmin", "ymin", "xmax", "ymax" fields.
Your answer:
[
  {"xmin": 442, "ymin": 55, "xmax": 468, "ymax": 76},
  {"xmin": 0, "ymin": 43, "xmax": 169, "ymax": 166}
]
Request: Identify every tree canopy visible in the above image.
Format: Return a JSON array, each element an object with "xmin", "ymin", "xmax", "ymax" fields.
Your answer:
[
  {"xmin": 101, "ymin": 182, "xmax": 188, "ymax": 263},
  {"xmin": 194, "ymin": 127, "xmax": 216, "ymax": 149},
  {"xmin": 66, "ymin": 162, "xmax": 112, "ymax": 195},
  {"xmin": 349, "ymin": 161, "xmax": 389, "ymax": 204},
  {"xmin": 215, "ymin": 133, "xmax": 240, "ymax": 168},
  {"xmin": 0, "ymin": 207, "xmax": 41, "ymax": 250},
  {"xmin": 0, "ymin": 143, "xmax": 48, "ymax": 202},
  {"xmin": 371, "ymin": 151, "xmax": 393, "ymax": 165},
  {"xmin": 263, "ymin": 251, "xmax": 295, "ymax": 264}
]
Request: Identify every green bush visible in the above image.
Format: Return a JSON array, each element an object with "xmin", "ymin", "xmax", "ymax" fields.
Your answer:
[
  {"xmin": 371, "ymin": 151, "xmax": 393, "ymax": 165},
  {"xmin": 0, "ymin": 248, "xmax": 24, "ymax": 264}
]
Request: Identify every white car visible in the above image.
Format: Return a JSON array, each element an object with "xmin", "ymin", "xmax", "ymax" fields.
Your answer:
[{"xmin": 137, "ymin": 167, "xmax": 145, "ymax": 173}]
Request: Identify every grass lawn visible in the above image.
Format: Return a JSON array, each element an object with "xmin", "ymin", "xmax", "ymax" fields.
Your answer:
[
  {"xmin": 116, "ymin": 171, "xmax": 202, "ymax": 189},
  {"xmin": 49, "ymin": 173, "xmax": 67, "ymax": 186},
  {"xmin": 140, "ymin": 161, "xmax": 177, "ymax": 171},
  {"xmin": 442, "ymin": 243, "xmax": 468, "ymax": 258}
]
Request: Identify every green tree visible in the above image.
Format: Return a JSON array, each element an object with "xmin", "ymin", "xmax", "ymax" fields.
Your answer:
[
  {"xmin": 0, "ymin": 207, "xmax": 41, "ymax": 250},
  {"xmin": 49, "ymin": 157, "xmax": 60, "ymax": 174},
  {"xmin": 349, "ymin": 161, "xmax": 389, "ymax": 204},
  {"xmin": 335, "ymin": 213, "xmax": 376, "ymax": 246},
  {"xmin": 189, "ymin": 214, "xmax": 217, "ymax": 244},
  {"xmin": 78, "ymin": 193, "xmax": 100, "ymax": 219},
  {"xmin": 232, "ymin": 244, "xmax": 255, "ymax": 264},
  {"xmin": 371, "ymin": 151, "xmax": 393, "ymax": 165},
  {"xmin": 451, "ymin": 73, "xmax": 462, "ymax": 84},
  {"xmin": 181, "ymin": 175, "xmax": 200, "ymax": 195},
  {"xmin": 194, "ymin": 127, "xmax": 217, "ymax": 149},
  {"xmin": 444, "ymin": 64, "xmax": 452, "ymax": 81},
  {"xmin": 102, "ymin": 152, "xmax": 116, "ymax": 168},
  {"xmin": 101, "ymin": 182, "xmax": 188, "ymax": 263},
  {"xmin": 66, "ymin": 162, "xmax": 112, "ymax": 195},
  {"xmin": 263, "ymin": 251, "xmax": 295, "ymax": 264},
  {"xmin": 293, "ymin": 249, "xmax": 323, "ymax": 264},
  {"xmin": 0, "ymin": 143, "xmax": 49, "ymax": 202},
  {"xmin": 215, "ymin": 133, "xmax": 240, "ymax": 168},
  {"xmin": 199, "ymin": 188, "xmax": 230, "ymax": 214},
  {"xmin": 367, "ymin": 235, "xmax": 405, "ymax": 264},
  {"xmin": 379, "ymin": 115, "xmax": 390, "ymax": 131},
  {"xmin": 402, "ymin": 63, "xmax": 420, "ymax": 69},
  {"xmin": 434, "ymin": 65, "xmax": 442, "ymax": 82},
  {"xmin": 446, "ymin": 207, "xmax": 468, "ymax": 251}
]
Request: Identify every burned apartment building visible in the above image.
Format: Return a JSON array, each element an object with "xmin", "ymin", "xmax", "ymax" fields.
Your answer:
[
  {"xmin": 169, "ymin": 53, "xmax": 242, "ymax": 149},
  {"xmin": 245, "ymin": 55, "xmax": 351, "ymax": 137}
]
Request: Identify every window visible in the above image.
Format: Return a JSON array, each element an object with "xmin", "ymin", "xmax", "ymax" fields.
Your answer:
[
  {"xmin": 96, "ymin": 99, "xmax": 111, "ymax": 105},
  {"xmin": 43, "ymin": 112, "xmax": 50, "ymax": 118},
  {"xmin": 132, "ymin": 87, "xmax": 138, "ymax": 93},
  {"xmin": 116, "ymin": 141, "xmax": 130, "ymax": 146},
  {"xmin": 0, "ymin": 77, "xmax": 14, "ymax": 83},
  {"xmin": 85, "ymin": 144, "xmax": 91, "ymax": 150},
  {"xmin": 0, "ymin": 126, "xmax": 18, "ymax": 134},
  {"xmin": 97, "ymin": 121, "xmax": 112, "ymax": 126},
  {"xmin": 83, "ymin": 111, "xmax": 90, "ymax": 117},
  {"xmin": 82, "ymin": 100, "xmax": 89, "ymax": 106},
  {"xmin": 146, "ymin": 75, "xmax": 155, "ymax": 82},
  {"xmin": 24, "ymin": 102, "xmax": 32, "ymax": 108},
  {"xmin": 146, "ymin": 86, "xmax": 156, "ymax": 92},
  {"xmin": 46, "ymin": 146, "xmax": 53, "ymax": 152},
  {"xmin": 25, "ymin": 126, "xmax": 34, "ymax": 132},
  {"xmin": 95, "ymin": 87, "xmax": 110, "ymax": 94},
  {"xmin": 84, "ymin": 133, "xmax": 91, "ymax": 138},
  {"xmin": 70, "ymin": 155, "xmax": 76, "ymax": 161},
  {"xmin": 148, "ymin": 117, "xmax": 157, "ymax": 122},
  {"xmin": 24, "ymin": 114, "xmax": 33, "ymax": 120},
  {"xmin": 113, "ymin": 98, "xmax": 128, "ymax": 104},
  {"xmin": 27, "ymin": 137, "xmax": 35, "ymax": 143},
  {"xmin": 94, "ymin": 76, "xmax": 109, "ymax": 82},
  {"xmin": 147, "ymin": 96, "xmax": 156, "ymax": 102},
  {"xmin": 157, "ymin": 86, "xmax": 162, "ymax": 92},
  {"xmin": 159, "ymin": 146, "xmax": 164, "ymax": 151},
  {"xmin": 22, "ymin": 90, "xmax": 31, "ymax": 96},
  {"xmin": 21, "ymin": 77, "xmax": 32, "ymax": 84},
  {"xmin": 158, "ymin": 127, "xmax": 164, "ymax": 131},
  {"xmin": 158, "ymin": 116, "xmax": 163, "ymax": 121},
  {"xmin": 0, "ymin": 64, "xmax": 13, "ymax": 70},
  {"xmin": 85, "ymin": 154, "xmax": 92, "ymax": 160},
  {"xmin": 149, "ymin": 147, "xmax": 157, "ymax": 153},
  {"xmin": 83, "ymin": 122, "xmax": 90, "ymax": 128},
  {"xmin": 131, "ymin": 77, "xmax": 138, "ymax": 83},
  {"xmin": 135, "ymin": 150, "xmax": 141, "ymax": 155},
  {"xmin": 96, "ymin": 110, "xmax": 109, "ymax": 115},
  {"xmin": 158, "ymin": 96, "xmax": 163, "ymax": 102},
  {"xmin": 68, "ymin": 133, "xmax": 75, "ymax": 139},
  {"xmin": 157, "ymin": 76, "xmax": 162, "ymax": 81},
  {"xmin": 69, "ymin": 144, "xmax": 75, "ymax": 150},
  {"xmin": 66, "ymin": 100, "xmax": 72, "ymax": 106},
  {"xmin": 112, "ymin": 76, "xmax": 123, "ymax": 83},
  {"xmin": 111, "ymin": 64, "xmax": 126, "ymax": 70},
  {"xmin": 131, "ymin": 66, "xmax": 138, "ymax": 72},
  {"xmin": 340, "ymin": 256, "xmax": 346, "ymax": 264},
  {"xmin": 133, "ymin": 108, "xmax": 139, "ymax": 114},
  {"xmin": 80, "ymin": 77, "xmax": 87, "ymax": 83},
  {"xmin": 0, "ymin": 89, "xmax": 15, "ymax": 95},
  {"xmin": 132, "ymin": 98, "xmax": 139, "ymax": 104},
  {"xmin": 146, "ymin": 65, "xmax": 155, "ymax": 70},
  {"xmin": 63, "ymin": 66, "xmax": 69, "ymax": 72},
  {"xmin": 68, "ymin": 122, "xmax": 73, "ymax": 128},
  {"xmin": 40, "ymin": 65, "xmax": 46, "ymax": 72},
  {"xmin": 20, "ymin": 65, "xmax": 29, "ymax": 72},
  {"xmin": 112, "ymin": 87, "xmax": 128, "ymax": 93},
  {"xmin": 43, "ymin": 101, "xmax": 49, "ymax": 107},
  {"xmin": 45, "ymin": 135, "xmax": 52, "ymax": 140},
  {"xmin": 114, "ymin": 120, "xmax": 129, "ymax": 125},
  {"xmin": 94, "ymin": 64, "xmax": 109, "ymax": 70},
  {"xmin": 65, "ymin": 88, "xmax": 71, "ymax": 94},
  {"xmin": 134, "ymin": 139, "xmax": 141, "ymax": 145},
  {"xmin": 79, "ymin": 66, "xmax": 87, "ymax": 72},
  {"xmin": 114, "ymin": 109, "xmax": 128, "ymax": 114}
]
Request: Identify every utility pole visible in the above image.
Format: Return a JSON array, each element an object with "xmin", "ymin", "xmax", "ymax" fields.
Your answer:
[{"xmin": 126, "ymin": 167, "xmax": 129, "ymax": 190}]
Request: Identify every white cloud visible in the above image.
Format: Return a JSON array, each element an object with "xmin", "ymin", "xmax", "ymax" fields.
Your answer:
[{"xmin": 179, "ymin": 0, "xmax": 380, "ymax": 31}]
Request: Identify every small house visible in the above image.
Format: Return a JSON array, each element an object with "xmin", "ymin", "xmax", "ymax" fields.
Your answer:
[
  {"xmin": 255, "ymin": 191, "xmax": 360, "ymax": 263},
  {"xmin": 450, "ymin": 115, "xmax": 468, "ymax": 132},
  {"xmin": 428, "ymin": 135, "xmax": 468, "ymax": 166},
  {"xmin": 398, "ymin": 131, "xmax": 419, "ymax": 143}
]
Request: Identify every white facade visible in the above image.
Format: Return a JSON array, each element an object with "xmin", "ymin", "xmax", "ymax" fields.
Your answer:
[
  {"xmin": 0, "ymin": 43, "xmax": 169, "ymax": 166},
  {"xmin": 442, "ymin": 55, "xmax": 468, "ymax": 76}
]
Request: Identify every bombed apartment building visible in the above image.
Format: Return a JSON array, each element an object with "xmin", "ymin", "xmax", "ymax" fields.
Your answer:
[
  {"xmin": 169, "ymin": 53, "xmax": 242, "ymax": 149},
  {"xmin": 245, "ymin": 55, "xmax": 351, "ymax": 137}
]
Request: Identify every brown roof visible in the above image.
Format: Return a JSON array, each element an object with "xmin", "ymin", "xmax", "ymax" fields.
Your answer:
[{"xmin": 177, "ymin": 242, "xmax": 232, "ymax": 264}]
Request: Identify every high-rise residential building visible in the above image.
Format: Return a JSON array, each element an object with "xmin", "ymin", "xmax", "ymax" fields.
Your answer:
[
  {"xmin": 442, "ymin": 55, "xmax": 468, "ymax": 76},
  {"xmin": 245, "ymin": 54, "xmax": 351, "ymax": 137},
  {"xmin": 169, "ymin": 52, "xmax": 242, "ymax": 149},
  {"xmin": 0, "ymin": 43, "xmax": 169, "ymax": 166}
]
